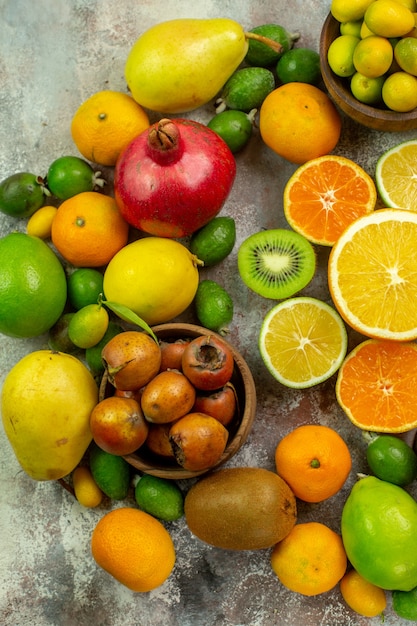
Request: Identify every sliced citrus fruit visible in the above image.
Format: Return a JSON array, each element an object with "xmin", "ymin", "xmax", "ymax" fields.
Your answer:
[
  {"xmin": 336, "ymin": 339, "xmax": 417, "ymax": 432},
  {"xmin": 328, "ymin": 209, "xmax": 417, "ymax": 341},
  {"xmin": 259, "ymin": 296, "xmax": 348, "ymax": 389},
  {"xmin": 375, "ymin": 139, "xmax": 417, "ymax": 210},
  {"xmin": 283, "ymin": 155, "xmax": 377, "ymax": 246}
]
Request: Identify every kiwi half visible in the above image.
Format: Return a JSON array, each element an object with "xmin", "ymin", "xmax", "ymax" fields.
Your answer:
[{"xmin": 237, "ymin": 229, "xmax": 316, "ymax": 299}]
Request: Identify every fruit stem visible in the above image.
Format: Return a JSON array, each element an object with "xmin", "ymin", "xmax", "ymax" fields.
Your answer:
[
  {"xmin": 57, "ymin": 477, "xmax": 75, "ymax": 497},
  {"xmin": 244, "ymin": 31, "xmax": 284, "ymax": 53}
]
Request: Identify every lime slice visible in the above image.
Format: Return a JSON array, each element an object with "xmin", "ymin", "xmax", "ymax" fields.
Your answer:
[
  {"xmin": 259, "ymin": 296, "xmax": 348, "ymax": 389},
  {"xmin": 375, "ymin": 139, "xmax": 417, "ymax": 209}
]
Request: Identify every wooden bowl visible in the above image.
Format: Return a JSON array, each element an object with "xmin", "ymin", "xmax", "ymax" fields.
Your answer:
[
  {"xmin": 99, "ymin": 323, "xmax": 257, "ymax": 480},
  {"xmin": 319, "ymin": 12, "xmax": 417, "ymax": 132}
]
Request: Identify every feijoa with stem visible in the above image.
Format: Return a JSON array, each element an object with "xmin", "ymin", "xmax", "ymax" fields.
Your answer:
[
  {"xmin": 207, "ymin": 109, "xmax": 256, "ymax": 153},
  {"xmin": 190, "ymin": 216, "xmax": 236, "ymax": 266},
  {"xmin": 46, "ymin": 155, "xmax": 106, "ymax": 200},
  {"xmin": 0, "ymin": 172, "xmax": 48, "ymax": 218},
  {"xmin": 195, "ymin": 279, "xmax": 234, "ymax": 335},
  {"xmin": 215, "ymin": 67, "xmax": 276, "ymax": 113},
  {"xmin": 245, "ymin": 24, "xmax": 300, "ymax": 67},
  {"xmin": 365, "ymin": 432, "xmax": 417, "ymax": 486}
]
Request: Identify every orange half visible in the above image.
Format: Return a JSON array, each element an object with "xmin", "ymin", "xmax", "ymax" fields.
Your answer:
[
  {"xmin": 284, "ymin": 155, "xmax": 377, "ymax": 246},
  {"xmin": 336, "ymin": 339, "xmax": 417, "ymax": 433}
]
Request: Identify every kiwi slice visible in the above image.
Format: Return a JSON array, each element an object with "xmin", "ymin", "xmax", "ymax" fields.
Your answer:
[{"xmin": 237, "ymin": 229, "xmax": 316, "ymax": 299}]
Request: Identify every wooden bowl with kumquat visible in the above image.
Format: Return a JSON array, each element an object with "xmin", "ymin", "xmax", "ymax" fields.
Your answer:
[
  {"xmin": 320, "ymin": 13, "xmax": 417, "ymax": 132},
  {"xmin": 99, "ymin": 323, "xmax": 257, "ymax": 480}
]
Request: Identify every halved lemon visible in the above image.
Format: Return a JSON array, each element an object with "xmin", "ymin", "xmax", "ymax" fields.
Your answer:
[
  {"xmin": 328, "ymin": 208, "xmax": 417, "ymax": 341},
  {"xmin": 259, "ymin": 296, "xmax": 348, "ymax": 389},
  {"xmin": 375, "ymin": 139, "xmax": 417, "ymax": 210}
]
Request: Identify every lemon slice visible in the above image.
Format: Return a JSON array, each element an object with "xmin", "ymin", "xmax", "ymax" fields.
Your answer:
[
  {"xmin": 259, "ymin": 296, "xmax": 348, "ymax": 389},
  {"xmin": 375, "ymin": 139, "xmax": 417, "ymax": 210},
  {"xmin": 328, "ymin": 208, "xmax": 417, "ymax": 341}
]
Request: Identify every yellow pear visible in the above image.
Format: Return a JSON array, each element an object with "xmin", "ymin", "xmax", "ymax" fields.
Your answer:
[
  {"xmin": 1, "ymin": 350, "xmax": 98, "ymax": 480},
  {"xmin": 125, "ymin": 18, "xmax": 250, "ymax": 113}
]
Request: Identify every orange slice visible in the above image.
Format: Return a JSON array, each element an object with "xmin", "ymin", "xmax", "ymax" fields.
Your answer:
[
  {"xmin": 283, "ymin": 155, "xmax": 377, "ymax": 246},
  {"xmin": 336, "ymin": 339, "xmax": 417, "ymax": 432},
  {"xmin": 328, "ymin": 208, "xmax": 417, "ymax": 341}
]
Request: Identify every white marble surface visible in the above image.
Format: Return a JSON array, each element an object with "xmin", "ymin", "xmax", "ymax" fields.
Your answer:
[{"xmin": 1, "ymin": 1, "xmax": 417, "ymax": 625}]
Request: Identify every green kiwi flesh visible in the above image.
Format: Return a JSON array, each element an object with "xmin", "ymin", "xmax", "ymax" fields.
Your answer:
[{"xmin": 237, "ymin": 229, "xmax": 316, "ymax": 299}]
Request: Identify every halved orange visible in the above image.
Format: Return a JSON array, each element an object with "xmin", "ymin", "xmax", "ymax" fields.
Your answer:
[
  {"xmin": 283, "ymin": 155, "xmax": 377, "ymax": 246},
  {"xmin": 328, "ymin": 208, "xmax": 417, "ymax": 341},
  {"xmin": 336, "ymin": 339, "xmax": 417, "ymax": 433}
]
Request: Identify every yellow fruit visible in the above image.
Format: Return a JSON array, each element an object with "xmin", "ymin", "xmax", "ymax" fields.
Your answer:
[
  {"xmin": 364, "ymin": 0, "xmax": 415, "ymax": 37},
  {"xmin": 72, "ymin": 466, "xmax": 103, "ymax": 508},
  {"xmin": 331, "ymin": 0, "xmax": 374, "ymax": 22},
  {"xmin": 382, "ymin": 71, "xmax": 417, "ymax": 112},
  {"xmin": 375, "ymin": 139, "xmax": 417, "ymax": 209},
  {"xmin": 26, "ymin": 205, "xmax": 58, "ymax": 239},
  {"xmin": 340, "ymin": 569, "xmax": 387, "ymax": 617},
  {"xmin": 103, "ymin": 237, "xmax": 201, "ymax": 325},
  {"xmin": 125, "ymin": 18, "xmax": 249, "ymax": 113},
  {"xmin": 1, "ymin": 350, "xmax": 98, "ymax": 480},
  {"xmin": 353, "ymin": 35, "xmax": 393, "ymax": 77}
]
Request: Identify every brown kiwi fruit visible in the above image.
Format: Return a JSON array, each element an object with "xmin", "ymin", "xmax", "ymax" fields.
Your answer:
[
  {"xmin": 184, "ymin": 467, "xmax": 297, "ymax": 550},
  {"xmin": 237, "ymin": 228, "xmax": 316, "ymax": 299}
]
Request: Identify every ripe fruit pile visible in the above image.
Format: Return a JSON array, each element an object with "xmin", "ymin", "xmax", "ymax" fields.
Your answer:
[{"xmin": 329, "ymin": 0, "xmax": 417, "ymax": 111}]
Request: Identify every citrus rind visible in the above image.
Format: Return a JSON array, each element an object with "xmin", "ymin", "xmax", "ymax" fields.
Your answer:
[{"xmin": 375, "ymin": 139, "xmax": 417, "ymax": 210}]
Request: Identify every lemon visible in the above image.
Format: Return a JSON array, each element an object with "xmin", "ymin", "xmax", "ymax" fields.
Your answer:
[
  {"xmin": 364, "ymin": 0, "xmax": 415, "ymax": 37},
  {"xmin": 327, "ymin": 35, "xmax": 360, "ymax": 77},
  {"xmin": 331, "ymin": 0, "xmax": 374, "ymax": 23},
  {"xmin": 72, "ymin": 465, "xmax": 103, "ymax": 507},
  {"xmin": 353, "ymin": 35, "xmax": 393, "ymax": 77},
  {"xmin": 89, "ymin": 443, "xmax": 130, "ymax": 500},
  {"xmin": 68, "ymin": 303, "xmax": 109, "ymax": 349},
  {"xmin": 1, "ymin": 350, "xmax": 98, "ymax": 480},
  {"xmin": 375, "ymin": 139, "xmax": 417, "ymax": 209},
  {"xmin": 26, "ymin": 205, "xmax": 58, "ymax": 239},
  {"xmin": 394, "ymin": 36, "xmax": 417, "ymax": 75},
  {"xmin": 382, "ymin": 71, "xmax": 417, "ymax": 111},
  {"xmin": 103, "ymin": 237, "xmax": 201, "ymax": 326},
  {"xmin": 134, "ymin": 474, "xmax": 184, "ymax": 521},
  {"xmin": 0, "ymin": 232, "xmax": 67, "ymax": 338}
]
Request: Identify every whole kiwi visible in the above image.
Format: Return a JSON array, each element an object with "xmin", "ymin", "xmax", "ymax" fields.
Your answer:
[{"xmin": 184, "ymin": 467, "xmax": 297, "ymax": 550}]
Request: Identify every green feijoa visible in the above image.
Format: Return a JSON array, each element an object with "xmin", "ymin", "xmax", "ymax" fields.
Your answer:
[
  {"xmin": 0, "ymin": 172, "xmax": 46, "ymax": 218},
  {"xmin": 245, "ymin": 24, "xmax": 300, "ymax": 67},
  {"xmin": 276, "ymin": 48, "xmax": 322, "ymax": 85},
  {"xmin": 89, "ymin": 443, "xmax": 131, "ymax": 500},
  {"xmin": 207, "ymin": 110, "xmax": 254, "ymax": 153},
  {"xmin": 85, "ymin": 321, "xmax": 124, "ymax": 378},
  {"xmin": 195, "ymin": 279, "xmax": 234, "ymax": 335},
  {"xmin": 216, "ymin": 67, "xmax": 276, "ymax": 113},
  {"xmin": 190, "ymin": 216, "xmax": 236, "ymax": 267},
  {"xmin": 392, "ymin": 587, "xmax": 417, "ymax": 621},
  {"xmin": 47, "ymin": 156, "xmax": 105, "ymax": 200},
  {"xmin": 48, "ymin": 312, "xmax": 78, "ymax": 354},
  {"xmin": 134, "ymin": 474, "xmax": 184, "ymax": 521},
  {"xmin": 366, "ymin": 433, "xmax": 417, "ymax": 486}
]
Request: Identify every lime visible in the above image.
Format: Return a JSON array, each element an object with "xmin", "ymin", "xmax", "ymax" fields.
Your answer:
[
  {"xmin": 207, "ymin": 110, "xmax": 254, "ymax": 153},
  {"xmin": 0, "ymin": 232, "xmax": 67, "ymax": 338},
  {"xmin": 277, "ymin": 48, "xmax": 322, "ymax": 84},
  {"xmin": 340, "ymin": 20, "xmax": 363, "ymax": 37},
  {"xmin": 394, "ymin": 37, "xmax": 417, "ymax": 76},
  {"xmin": 189, "ymin": 216, "xmax": 236, "ymax": 267},
  {"xmin": 134, "ymin": 474, "xmax": 184, "ymax": 521},
  {"xmin": 0, "ymin": 172, "xmax": 46, "ymax": 218},
  {"xmin": 331, "ymin": 0, "xmax": 374, "ymax": 22},
  {"xmin": 327, "ymin": 35, "xmax": 360, "ymax": 78},
  {"xmin": 366, "ymin": 434, "xmax": 417, "ymax": 486},
  {"xmin": 194, "ymin": 279, "xmax": 234, "ymax": 334},
  {"xmin": 46, "ymin": 156, "xmax": 105, "ymax": 200},
  {"xmin": 245, "ymin": 24, "xmax": 300, "ymax": 67},
  {"xmin": 392, "ymin": 586, "xmax": 417, "ymax": 620},
  {"xmin": 48, "ymin": 312, "xmax": 78, "ymax": 353},
  {"xmin": 85, "ymin": 321, "xmax": 124, "ymax": 377},
  {"xmin": 350, "ymin": 72, "xmax": 384, "ymax": 104},
  {"xmin": 216, "ymin": 67, "xmax": 276, "ymax": 113},
  {"xmin": 68, "ymin": 303, "xmax": 109, "ymax": 349},
  {"xmin": 67, "ymin": 268, "xmax": 104, "ymax": 310},
  {"xmin": 89, "ymin": 443, "xmax": 131, "ymax": 500}
]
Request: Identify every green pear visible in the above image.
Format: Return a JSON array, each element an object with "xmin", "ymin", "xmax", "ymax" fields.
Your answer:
[{"xmin": 125, "ymin": 18, "xmax": 273, "ymax": 114}]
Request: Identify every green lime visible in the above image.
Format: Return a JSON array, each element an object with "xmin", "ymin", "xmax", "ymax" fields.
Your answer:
[
  {"xmin": 277, "ymin": 47, "xmax": 322, "ymax": 84},
  {"xmin": 85, "ymin": 321, "xmax": 124, "ymax": 377},
  {"xmin": 195, "ymin": 279, "xmax": 234, "ymax": 334},
  {"xmin": 393, "ymin": 586, "xmax": 417, "ymax": 620},
  {"xmin": 0, "ymin": 172, "xmax": 46, "ymax": 218},
  {"xmin": 340, "ymin": 20, "xmax": 363, "ymax": 37},
  {"xmin": 68, "ymin": 303, "xmax": 109, "ymax": 349},
  {"xmin": 366, "ymin": 433, "xmax": 417, "ymax": 486},
  {"xmin": 394, "ymin": 37, "xmax": 417, "ymax": 76},
  {"xmin": 48, "ymin": 312, "xmax": 78, "ymax": 353},
  {"xmin": 134, "ymin": 474, "xmax": 184, "ymax": 521},
  {"xmin": 245, "ymin": 24, "xmax": 299, "ymax": 67},
  {"xmin": 46, "ymin": 156, "xmax": 105, "ymax": 200},
  {"xmin": 207, "ymin": 110, "xmax": 254, "ymax": 153},
  {"xmin": 68, "ymin": 268, "xmax": 104, "ymax": 310},
  {"xmin": 350, "ymin": 72, "xmax": 384, "ymax": 104},
  {"xmin": 189, "ymin": 216, "xmax": 236, "ymax": 267},
  {"xmin": 89, "ymin": 443, "xmax": 131, "ymax": 500},
  {"xmin": 216, "ymin": 67, "xmax": 276, "ymax": 113},
  {"xmin": 327, "ymin": 35, "xmax": 360, "ymax": 78},
  {"xmin": 0, "ymin": 232, "xmax": 67, "ymax": 338}
]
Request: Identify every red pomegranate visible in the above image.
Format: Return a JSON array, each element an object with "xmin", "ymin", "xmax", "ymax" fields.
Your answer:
[{"xmin": 114, "ymin": 118, "xmax": 236, "ymax": 238}]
